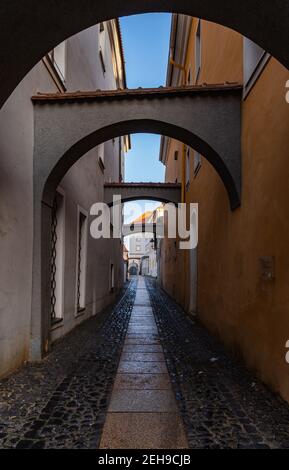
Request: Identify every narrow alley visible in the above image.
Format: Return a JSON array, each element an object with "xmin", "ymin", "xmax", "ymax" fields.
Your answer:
[
  {"xmin": 1, "ymin": 5, "xmax": 289, "ymax": 453},
  {"xmin": 1, "ymin": 278, "xmax": 289, "ymax": 449}
]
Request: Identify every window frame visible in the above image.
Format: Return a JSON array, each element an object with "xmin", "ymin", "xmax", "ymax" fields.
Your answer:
[
  {"xmin": 110, "ymin": 263, "xmax": 115, "ymax": 292},
  {"xmin": 50, "ymin": 187, "xmax": 66, "ymax": 329},
  {"xmin": 243, "ymin": 37, "xmax": 271, "ymax": 99},
  {"xmin": 75, "ymin": 206, "xmax": 88, "ymax": 316},
  {"xmin": 98, "ymin": 143, "xmax": 105, "ymax": 173},
  {"xmin": 99, "ymin": 22, "xmax": 106, "ymax": 75},
  {"xmin": 195, "ymin": 20, "xmax": 202, "ymax": 84},
  {"xmin": 186, "ymin": 147, "xmax": 191, "ymax": 190},
  {"xmin": 194, "ymin": 152, "xmax": 202, "ymax": 177}
]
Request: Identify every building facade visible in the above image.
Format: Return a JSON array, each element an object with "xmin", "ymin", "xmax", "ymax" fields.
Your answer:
[
  {"xmin": 0, "ymin": 21, "xmax": 128, "ymax": 377},
  {"xmin": 127, "ymin": 235, "xmax": 151, "ymax": 275},
  {"xmin": 125, "ymin": 211, "xmax": 152, "ymax": 276},
  {"xmin": 126, "ymin": 207, "xmax": 164, "ymax": 278},
  {"xmin": 160, "ymin": 15, "xmax": 289, "ymax": 402},
  {"xmin": 143, "ymin": 206, "xmax": 164, "ymax": 278}
]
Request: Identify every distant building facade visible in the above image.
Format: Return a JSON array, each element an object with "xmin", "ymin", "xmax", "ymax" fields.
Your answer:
[
  {"xmin": 127, "ymin": 235, "xmax": 151, "ymax": 275},
  {"xmin": 127, "ymin": 206, "xmax": 164, "ymax": 278}
]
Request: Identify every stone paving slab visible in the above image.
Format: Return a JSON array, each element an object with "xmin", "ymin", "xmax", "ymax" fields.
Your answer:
[
  {"xmin": 133, "ymin": 303, "xmax": 151, "ymax": 307},
  {"xmin": 124, "ymin": 337, "xmax": 161, "ymax": 345},
  {"xmin": 133, "ymin": 304, "xmax": 151, "ymax": 308},
  {"xmin": 118, "ymin": 361, "xmax": 168, "ymax": 374},
  {"xmin": 127, "ymin": 326, "xmax": 158, "ymax": 333},
  {"xmin": 129, "ymin": 321, "xmax": 156, "ymax": 327},
  {"xmin": 123, "ymin": 344, "xmax": 163, "ymax": 353},
  {"xmin": 114, "ymin": 374, "xmax": 171, "ymax": 390},
  {"xmin": 121, "ymin": 352, "xmax": 165, "ymax": 362},
  {"xmin": 100, "ymin": 412, "xmax": 188, "ymax": 449},
  {"xmin": 131, "ymin": 307, "xmax": 153, "ymax": 314},
  {"xmin": 125, "ymin": 334, "xmax": 160, "ymax": 343},
  {"xmin": 129, "ymin": 315, "xmax": 156, "ymax": 321},
  {"xmin": 108, "ymin": 390, "xmax": 177, "ymax": 413},
  {"xmin": 130, "ymin": 316, "xmax": 155, "ymax": 320}
]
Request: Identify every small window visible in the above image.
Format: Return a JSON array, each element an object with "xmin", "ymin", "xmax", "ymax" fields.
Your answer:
[
  {"xmin": 187, "ymin": 68, "xmax": 192, "ymax": 85},
  {"xmin": 244, "ymin": 37, "xmax": 269, "ymax": 94},
  {"xmin": 194, "ymin": 152, "xmax": 202, "ymax": 176},
  {"xmin": 110, "ymin": 263, "xmax": 115, "ymax": 291},
  {"xmin": 99, "ymin": 49, "xmax": 106, "ymax": 74},
  {"xmin": 136, "ymin": 246, "xmax": 141, "ymax": 252},
  {"xmin": 99, "ymin": 22, "xmax": 105, "ymax": 33},
  {"xmin": 174, "ymin": 151, "xmax": 179, "ymax": 161},
  {"xmin": 98, "ymin": 144, "xmax": 105, "ymax": 172},
  {"xmin": 99, "ymin": 23, "xmax": 106, "ymax": 74},
  {"xmin": 49, "ymin": 41, "xmax": 66, "ymax": 83},
  {"xmin": 195, "ymin": 21, "xmax": 201, "ymax": 83},
  {"xmin": 76, "ymin": 208, "xmax": 88, "ymax": 314},
  {"xmin": 186, "ymin": 148, "xmax": 190, "ymax": 188}
]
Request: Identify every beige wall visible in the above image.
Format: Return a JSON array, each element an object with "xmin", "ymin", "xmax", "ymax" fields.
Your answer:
[{"xmin": 161, "ymin": 19, "xmax": 289, "ymax": 402}]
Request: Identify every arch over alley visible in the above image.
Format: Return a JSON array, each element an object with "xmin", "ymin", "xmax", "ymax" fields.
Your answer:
[
  {"xmin": 31, "ymin": 84, "xmax": 241, "ymax": 360},
  {"xmin": 104, "ymin": 183, "xmax": 181, "ymax": 207},
  {"xmin": 0, "ymin": 0, "xmax": 289, "ymax": 108},
  {"xmin": 33, "ymin": 85, "xmax": 242, "ymax": 211}
]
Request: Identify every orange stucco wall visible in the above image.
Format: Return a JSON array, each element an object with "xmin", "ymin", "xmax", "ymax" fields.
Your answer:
[{"xmin": 161, "ymin": 19, "xmax": 289, "ymax": 402}]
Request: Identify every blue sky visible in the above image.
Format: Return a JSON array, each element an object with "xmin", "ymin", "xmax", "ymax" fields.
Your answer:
[
  {"xmin": 120, "ymin": 13, "xmax": 171, "ymax": 224},
  {"xmin": 121, "ymin": 13, "xmax": 172, "ymax": 89}
]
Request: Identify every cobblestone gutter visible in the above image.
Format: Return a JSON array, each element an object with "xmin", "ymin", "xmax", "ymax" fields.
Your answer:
[
  {"xmin": 146, "ymin": 278, "xmax": 289, "ymax": 449},
  {"xmin": 0, "ymin": 280, "xmax": 136, "ymax": 449}
]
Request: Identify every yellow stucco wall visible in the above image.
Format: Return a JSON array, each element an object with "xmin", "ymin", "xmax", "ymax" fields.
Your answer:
[{"xmin": 161, "ymin": 19, "xmax": 289, "ymax": 402}]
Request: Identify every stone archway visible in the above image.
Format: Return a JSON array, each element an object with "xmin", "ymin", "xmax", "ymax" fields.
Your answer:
[
  {"xmin": 31, "ymin": 84, "xmax": 241, "ymax": 360},
  {"xmin": 33, "ymin": 85, "xmax": 242, "ymax": 210},
  {"xmin": 128, "ymin": 263, "xmax": 139, "ymax": 276},
  {"xmin": 0, "ymin": 0, "xmax": 288, "ymax": 107},
  {"xmin": 104, "ymin": 183, "xmax": 182, "ymax": 208}
]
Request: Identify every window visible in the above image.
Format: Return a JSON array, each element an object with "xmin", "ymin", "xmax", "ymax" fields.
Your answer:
[
  {"xmin": 136, "ymin": 246, "xmax": 141, "ymax": 252},
  {"xmin": 50, "ymin": 190, "xmax": 65, "ymax": 324},
  {"xmin": 99, "ymin": 50, "xmax": 106, "ymax": 74},
  {"xmin": 244, "ymin": 37, "xmax": 269, "ymax": 95},
  {"xmin": 195, "ymin": 21, "xmax": 201, "ymax": 83},
  {"xmin": 174, "ymin": 151, "xmax": 179, "ymax": 161},
  {"xmin": 186, "ymin": 148, "xmax": 191, "ymax": 188},
  {"xmin": 98, "ymin": 143, "xmax": 105, "ymax": 172},
  {"xmin": 110, "ymin": 263, "xmax": 115, "ymax": 291},
  {"xmin": 99, "ymin": 22, "xmax": 106, "ymax": 74},
  {"xmin": 187, "ymin": 68, "xmax": 192, "ymax": 85},
  {"xmin": 76, "ymin": 208, "xmax": 88, "ymax": 314},
  {"xmin": 194, "ymin": 152, "xmax": 202, "ymax": 176},
  {"xmin": 118, "ymin": 142, "xmax": 121, "ymax": 183},
  {"xmin": 49, "ymin": 41, "xmax": 66, "ymax": 84}
]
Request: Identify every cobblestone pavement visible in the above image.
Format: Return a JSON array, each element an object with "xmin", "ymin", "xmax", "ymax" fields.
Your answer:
[
  {"xmin": 0, "ymin": 281, "xmax": 136, "ymax": 449},
  {"xmin": 146, "ymin": 278, "xmax": 289, "ymax": 449},
  {"xmin": 2, "ymin": 277, "xmax": 289, "ymax": 449}
]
